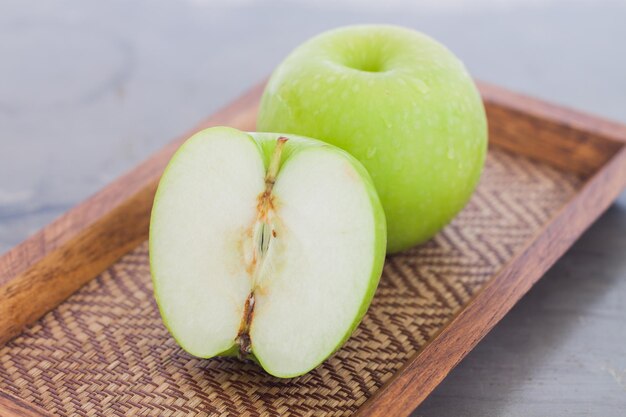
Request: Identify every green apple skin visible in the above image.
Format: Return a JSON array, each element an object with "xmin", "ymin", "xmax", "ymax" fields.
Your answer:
[
  {"xmin": 149, "ymin": 127, "xmax": 386, "ymax": 378},
  {"xmin": 258, "ymin": 25, "xmax": 488, "ymax": 253}
]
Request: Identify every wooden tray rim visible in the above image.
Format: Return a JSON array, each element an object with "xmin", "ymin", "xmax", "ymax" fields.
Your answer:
[{"xmin": 1, "ymin": 81, "xmax": 625, "ymax": 417}]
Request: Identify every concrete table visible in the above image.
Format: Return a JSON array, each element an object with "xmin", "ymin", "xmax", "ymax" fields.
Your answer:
[{"xmin": 1, "ymin": 1, "xmax": 624, "ymax": 415}]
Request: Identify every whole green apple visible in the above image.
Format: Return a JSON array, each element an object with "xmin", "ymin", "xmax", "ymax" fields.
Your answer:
[
  {"xmin": 258, "ymin": 24, "xmax": 487, "ymax": 253},
  {"xmin": 150, "ymin": 127, "xmax": 386, "ymax": 377}
]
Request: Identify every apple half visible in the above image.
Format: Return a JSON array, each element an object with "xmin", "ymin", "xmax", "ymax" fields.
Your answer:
[{"xmin": 149, "ymin": 127, "xmax": 386, "ymax": 378}]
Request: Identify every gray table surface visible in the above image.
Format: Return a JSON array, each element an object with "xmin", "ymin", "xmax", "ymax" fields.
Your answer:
[{"xmin": 1, "ymin": 0, "xmax": 625, "ymax": 415}]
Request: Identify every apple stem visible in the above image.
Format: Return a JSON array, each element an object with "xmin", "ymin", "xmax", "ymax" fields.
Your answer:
[{"xmin": 265, "ymin": 136, "xmax": 288, "ymax": 187}]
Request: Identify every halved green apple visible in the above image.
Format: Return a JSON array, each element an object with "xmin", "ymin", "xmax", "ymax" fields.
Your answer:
[{"xmin": 149, "ymin": 127, "xmax": 386, "ymax": 378}]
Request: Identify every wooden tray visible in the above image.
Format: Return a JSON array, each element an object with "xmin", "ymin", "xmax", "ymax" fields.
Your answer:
[{"xmin": 1, "ymin": 82, "xmax": 625, "ymax": 417}]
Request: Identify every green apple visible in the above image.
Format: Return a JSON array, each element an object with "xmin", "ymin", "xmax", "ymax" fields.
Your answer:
[
  {"xmin": 149, "ymin": 126, "xmax": 386, "ymax": 378},
  {"xmin": 258, "ymin": 24, "xmax": 488, "ymax": 253}
]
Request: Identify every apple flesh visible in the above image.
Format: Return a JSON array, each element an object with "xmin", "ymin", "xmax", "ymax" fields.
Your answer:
[
  {"xmin": 149, "ymin": 127, "xmax": 386, "ymax": 378},
  {"xmin": 258, "ymin": 24, "xmax": 488, "ymax": 253}
]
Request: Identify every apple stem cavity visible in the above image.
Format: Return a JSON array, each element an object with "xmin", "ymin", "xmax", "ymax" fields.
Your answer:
[{"xmin": 237, "ymin": 137, "xmax": 289, "ymax": 358}]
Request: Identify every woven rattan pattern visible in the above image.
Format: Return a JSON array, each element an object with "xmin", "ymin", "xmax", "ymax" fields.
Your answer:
[{"xmin": 0, "ymin": 148, "xmax": 581, "ymax": 416}]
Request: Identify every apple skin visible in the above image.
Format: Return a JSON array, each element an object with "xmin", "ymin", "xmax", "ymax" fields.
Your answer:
[
  {"xmin": 258, "ymin": 25, "xmax": 488, "ymax": 253},
  {"xmin": 149, "ymin": 127, "xmax": 386, "ymax": 377}
]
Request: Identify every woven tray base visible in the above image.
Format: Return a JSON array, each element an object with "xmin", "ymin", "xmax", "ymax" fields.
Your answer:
[{"xmin": 0, "ymin": 148, "xmax": 581, "ymax": 417}]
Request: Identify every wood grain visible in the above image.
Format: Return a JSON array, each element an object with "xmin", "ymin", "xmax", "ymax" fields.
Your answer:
[
  {"xmin": 0, "ymin": 80, "xmax": 625, "ymax": 416},
  {"xmin": 355, "ymin": 145, "xmax": 626, "ymax": 417},
  {"xmin": 0, "ymin": 392, "xmax": 50, "ymax": 417},
  {"xmin": 478, "ymin": 81, "xmax": 626, "ymax": 177}
]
